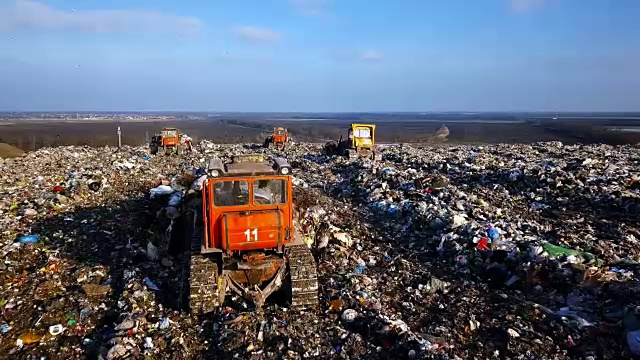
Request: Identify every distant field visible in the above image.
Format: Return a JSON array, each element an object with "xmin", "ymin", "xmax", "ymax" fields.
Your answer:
[{"xmin": 0, "ymin": 117, "xmax": 639, "ymax": 151}]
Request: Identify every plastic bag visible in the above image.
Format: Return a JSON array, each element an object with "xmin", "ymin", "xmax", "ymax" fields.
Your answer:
[{"xmin": 150, "ymin": 185, "xmax": 175, "ymax": 198}]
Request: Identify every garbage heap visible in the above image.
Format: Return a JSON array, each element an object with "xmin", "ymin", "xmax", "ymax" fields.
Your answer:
[{"xmin": 1, "ymin": 141, "xmax": 640, "ymax": 359}]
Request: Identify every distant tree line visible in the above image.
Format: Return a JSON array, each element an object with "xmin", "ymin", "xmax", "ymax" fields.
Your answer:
[{"xmin": 1, "ymin": 119, "xmax": 639, "ymax": 152}]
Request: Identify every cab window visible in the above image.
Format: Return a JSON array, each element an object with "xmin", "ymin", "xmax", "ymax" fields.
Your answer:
[
  {"xmin": 213, "ymin": 180, "xmax": 249, "ymax": 206},
  {"xmin": 353, "ymin": 128, "xmax": 371, "ymax": 138},
  {"xmin": 163, "ymin": 130, "xmax": 177, "ymax": 137},
  {"xmin": 253, "ymin": 179, "xmax": 287, "ymax": 205}
]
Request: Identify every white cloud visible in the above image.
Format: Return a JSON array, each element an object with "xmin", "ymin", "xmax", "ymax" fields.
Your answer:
[
  {"xmin": 232, "ymin": 25, "xmax": 281, "ymax": 42},
  {"xmin": 510, "ymin": 0, "xmax": 546, "ymax": 13},
  {"xmin": 0, "ymin": 0, "xmax": 201, "ymax": 34},
  {"xmin": 290, "ymin": 0, "xmax": 332, "ymax": 17},
  {"xmin": 360, "ymin": 50, "xmax": 384, "ymax": 61}
]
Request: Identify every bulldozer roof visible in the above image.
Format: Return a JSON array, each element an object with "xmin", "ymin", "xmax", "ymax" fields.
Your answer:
[{"xmin": 207, "ymin": 154, "xmax": 292, "ymax": 178}]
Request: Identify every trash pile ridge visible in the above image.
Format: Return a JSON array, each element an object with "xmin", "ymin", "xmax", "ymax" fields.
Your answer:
[{"xmin": 1, "ymin": 141, "xmax": 640, "ymax": 359}]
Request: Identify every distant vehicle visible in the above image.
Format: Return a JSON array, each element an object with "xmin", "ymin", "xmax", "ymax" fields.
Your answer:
[
  {"xmin": 180, "ymin": 154, "xmax": 318, "ymax": 313},
  {"xmin": 324, "ymin": 123, "xmax": 382, "ymax": 161},
  {"xmin": 149, "ymin": 127, "xmax": 184, "ymax": 155},
  {"xmin": 263, "ymin": 127, "xmax": 290, "ymax": 150}
]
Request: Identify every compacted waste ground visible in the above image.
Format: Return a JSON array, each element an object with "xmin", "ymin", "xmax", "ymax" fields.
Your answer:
[{"xmin": 1, "ymin": 141, "xmax": 640, "ymax": 359}]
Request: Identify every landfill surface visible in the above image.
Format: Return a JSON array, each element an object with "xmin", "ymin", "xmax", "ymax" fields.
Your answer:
[{"xmin": 2, "ymin": 141, "xmax": 640, "ymax": 359}]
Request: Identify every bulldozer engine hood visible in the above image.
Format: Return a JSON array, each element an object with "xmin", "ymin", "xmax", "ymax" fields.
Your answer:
[
  {"xmin": 219, "ymin": 209, "xmax": 286, "ymax": 252},
  {"xmin": 355, "ymin": 137, "xmax": 373, "ymax": 146}
]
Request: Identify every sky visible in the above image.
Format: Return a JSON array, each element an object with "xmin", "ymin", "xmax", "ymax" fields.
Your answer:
[{"xmin": 0, "ymin": 0, "xmax": 638, "ymax": 112}]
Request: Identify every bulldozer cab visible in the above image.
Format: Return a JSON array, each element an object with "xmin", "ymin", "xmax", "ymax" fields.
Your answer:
[
  {"xmin": 265, "ymin": 127, "xmax": 289, "ymax": 150},
  {"xmin": 272, "ymin": 127, "xmax": 288, "ymax": 144},
  {"xmin": 348, "ymin": 123, "xmax": 376, "ymax": 150},
  {"xmin": 201, "ymin": 155, "xmax": 294, "ymax": 254},
  {"xmin": 161, "ymin": 128, "xmax": 180, "ymax": 146}
]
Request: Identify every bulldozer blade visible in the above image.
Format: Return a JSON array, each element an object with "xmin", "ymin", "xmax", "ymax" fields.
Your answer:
[{"xmin": 224, "ymin": 263, "xmax": 287, "ymax": 309}]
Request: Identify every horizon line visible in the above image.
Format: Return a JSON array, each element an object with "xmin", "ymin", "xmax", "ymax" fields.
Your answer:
[{"xmin": 2, "ymin": 110, "xmax": 640, "ymax": 114}]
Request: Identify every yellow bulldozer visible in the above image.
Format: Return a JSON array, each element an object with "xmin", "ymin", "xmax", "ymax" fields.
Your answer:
[{"xmin": 323, "ymin": 123, "xmax": 381, "ymax": 161}]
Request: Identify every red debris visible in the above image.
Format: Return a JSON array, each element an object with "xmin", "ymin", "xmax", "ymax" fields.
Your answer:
[{"xmin": 477, "ymin": 238, "xmax": 490, "ymax": 251}]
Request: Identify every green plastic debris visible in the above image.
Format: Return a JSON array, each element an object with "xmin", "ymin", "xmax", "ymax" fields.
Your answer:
[
  {"xmin": 542, "ymin": 243, "xmax": 579, "ymax": 257},
  {"xmin": 542, "ymin": 243, "xmax": 601, "ymax": 265}
]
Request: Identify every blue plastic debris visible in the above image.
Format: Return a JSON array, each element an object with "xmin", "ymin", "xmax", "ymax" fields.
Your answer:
[
  {"xmin": 193, "ymin": 168, "xmax": 205, "ymax": 176},
  {"xmin": 387, "ymin": 204, "xmax": 400, "ymax": 215},
  {"xmin": 487, "ymin": 227, "xmax": 500, "ymax": 241},
  {"xmin": 142, "ymin": 277, "xmax": 160, "ymax": 291},
  {"xmin": 80, "ymin": 307, "xmax": 92, "ymax": 321},
  {"xmin": 530, "ymin": 202, "xmax": 550, "ymax": 211},
  {"xmin": 18, "ymin": 235, "xmax": 39, "ymax": 244}
]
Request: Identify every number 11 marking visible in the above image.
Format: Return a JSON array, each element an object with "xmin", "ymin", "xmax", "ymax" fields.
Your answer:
[{"xmin": 244, "ymin": 228, "xmax": 258, "ymax": 242}]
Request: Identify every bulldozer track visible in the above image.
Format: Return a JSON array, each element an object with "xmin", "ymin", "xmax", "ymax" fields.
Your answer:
[
  {"xmin": 187, "ymin": 255, "xmax": 221, "ymax": 315},
  {"xmin": 287, "ymin": 244, "xmax": 319, "ymax": 309},
  {"xmin": 180, "ymin": 211, "xmax": 221, "ymax": 315}
]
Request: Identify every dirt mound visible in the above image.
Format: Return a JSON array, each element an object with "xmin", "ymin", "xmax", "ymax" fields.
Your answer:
[{"xmin": 0, "ymin": 143, "xmax": 25, "ymax": 158}]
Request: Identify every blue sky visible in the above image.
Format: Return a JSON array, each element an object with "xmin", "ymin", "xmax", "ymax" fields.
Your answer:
[{"xmin": 0, "ymin": 0, "xmax": 638, "ymax": 112}]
